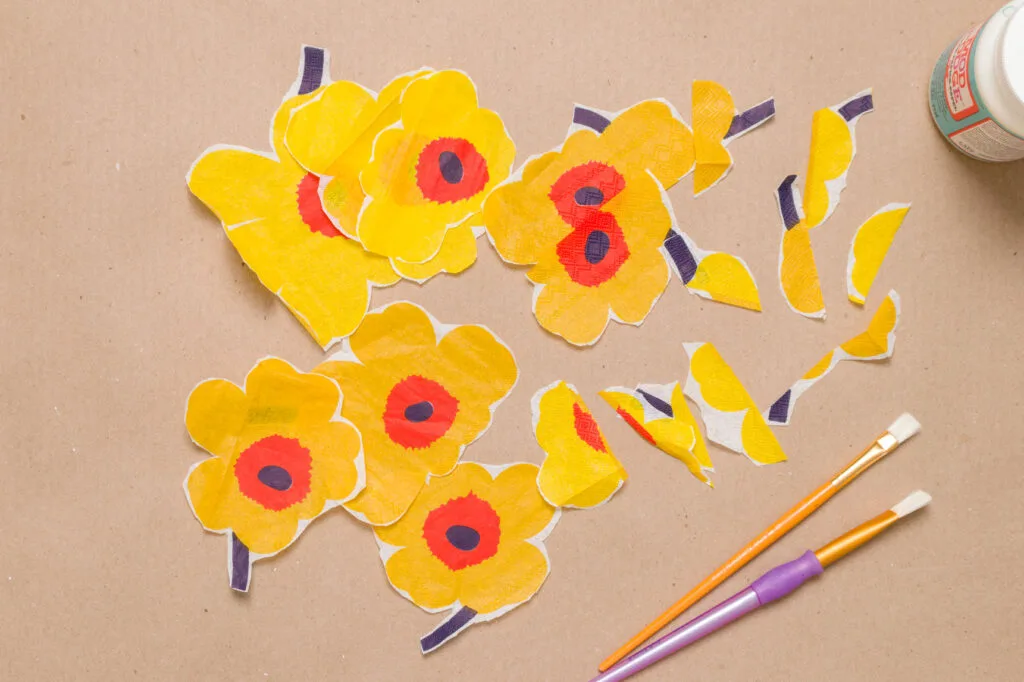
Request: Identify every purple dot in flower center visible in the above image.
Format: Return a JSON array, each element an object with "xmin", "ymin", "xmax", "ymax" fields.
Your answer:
[
  {"xmin": 438, "ymin": 152, "xmax": 464, "ymax": 184},
  {"xmin": 405, "ymin": 401, "xmax": 434, "ymax": 422},
  {"xmin": 574, "ymin": 186, "xmax": 604, "ymax": 206},
  {"xmin": 257, "ymin": 465, "xmax": 293, "ymax": 491},
  {"xmin": 445, "ymin": 525, "xmax": 481, "ymax": 551},
  {"xmin": 585, "ymin": 230, "xmax": 611, "ymax": 264}
]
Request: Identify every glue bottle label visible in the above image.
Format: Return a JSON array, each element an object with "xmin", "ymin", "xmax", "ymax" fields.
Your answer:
[{"xmin": 929, "ymin": 17, "xmax": 1024, "ymax": 161}]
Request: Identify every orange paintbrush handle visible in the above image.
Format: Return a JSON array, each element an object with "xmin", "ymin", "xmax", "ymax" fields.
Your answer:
[{"xmin": 598, "ymin": 416, "xmax": 919, "ymax": 672}]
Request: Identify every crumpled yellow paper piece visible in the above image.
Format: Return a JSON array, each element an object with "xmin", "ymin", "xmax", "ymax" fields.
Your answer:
[
  {"xmin": 373, "ymin": 461, "xmax": 559, "ymax": 653},
  {"xmin": 765, "ymin": 290, "xmax": 900, "ymax": 426},
  {"xmin": 533, "ymin": 381, "xmax": 628, "ymax": 508},
  {"xmin": 692, "ymin": 80, "xmax": 775, "ymax": 196},
  {"xmin": 600, "ymin": 382, "xmax": 714, "ymax": 487},
  {"xmin": 846, "ymin": 204, "xmax": 911, "ymax": 305},
  {"xmin": 682, "ymin": 342, "xmax": 787, "ymax": 466}
]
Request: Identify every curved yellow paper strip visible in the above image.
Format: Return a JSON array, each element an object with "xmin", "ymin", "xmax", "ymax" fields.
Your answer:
[
  {"xmin": 183, "ymin": 357, "xmax": 365, "ymax": 591},
  {"xmin": 780, "ymin": 227, "xmax": 824, "ymax": 317},
  {"xmin": 600, "ymin": 382, "xmax": 714, "ymax": 487},
  {"xmin": 534, "ymin": 381, "xmax": 628, "ymax": 508},
  {"xmin": 692, "ymin": 80, "xmax": 735, "ymax": 196},
  {"xmin": 846, "ymin": 203, "xmax": 911, "ymax": 305},
  {"xmin": 803, "ymin": 89, "xmax": 873, "ymax": 229},
  {"xmin": 683, "ymin": 342, "xmax": 787, "ymax": 465},
  {"xmin": 764, "ymin": 290, "xmax": 900, "ymax": 426},
  {"xmin": 374, "ymin": 461, "xmax": 559, "ymax": 651}
]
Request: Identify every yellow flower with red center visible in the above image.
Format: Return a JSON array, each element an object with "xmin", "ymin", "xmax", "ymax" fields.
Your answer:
[
  {"xmin": 184, "ymin": 358, "xmax": 363, "ymax": 591},
  {"xmin": 313, "ymin": 302, "xmax": 518, "ymax": 526},
  {"xmin": 354, "ymin": 70, "xmax": 516, "ymax": 264},
  {"xmin": 187, "ymin": 86, "xmax": 400, "ymax": 349},
  {"xmin": 374, "ymin": 461, "xmax": 558, "ymax": 652},
  {"xmin": 483, "ymin": 100, "xmax": 695, "ymax": 345},
  {"xmin": 533, "ymin": 381, "xmax": 628, "ymax": 508},
  {"xmin": 284, "ymin": 68, "xmax": 481, "ymax": 282}
]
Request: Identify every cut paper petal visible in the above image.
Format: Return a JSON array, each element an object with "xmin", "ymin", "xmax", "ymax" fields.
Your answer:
[
  {"xmin": 692, "ymin": 81, "xmax": 775, "ymax": 196},
  {"xmin": 183, "ymin": 357, "xmax": 365, "ymax": 592},
  {"xmin": 846, "ymin": 203, "xmax": 911, "ymax": 305},
  {"xmin": 313, "ymin": 302, "xmax": 518, "ymax": 526},
  {"xmin": 803, "ymin": 89, "xmax": 873, "ymax": 229},
  {"xmin": 374, "ymin": 461, "xmax": 559, "ymax": 653},
  {"xmin": 662, "ymin": 228, "xmax": 761, "ymax": 312},
  {"xmin": 765, "ymin": 290, "xmax": 900, "ymax": 426},
  {"xmin": 187, "ymin": 46, "xmax": 401, "ymax": 349},
  {"xmin": 484, "ymin": 99, "xmax": 693, "ymax": 346},
  {"xmin": 774, "ymin": 175, "xmax": 825, "ymax": 319},
  {"xmin": 600, "ymin": 382, "xmax": 714, "ymax": 487},
  {"xmin": 683, "ymin": 342, "xmax": 787, "ymax": 465},
  {"xmin": 356, "ymin": 70, "xmax": 516, "ymax": 264},
  {"xmin": 533, "ymin": 381, "xmax": 628, "ymax": 508}
]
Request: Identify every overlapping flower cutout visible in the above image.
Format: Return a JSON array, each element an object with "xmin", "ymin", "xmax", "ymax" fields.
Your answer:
[
  {"xmin": 188, "ymin": 48, "xmax": 516, "ymax": 349},
  {"xmin": 313, "ymin": 301, "xmax": 518, "ymax": 526}
]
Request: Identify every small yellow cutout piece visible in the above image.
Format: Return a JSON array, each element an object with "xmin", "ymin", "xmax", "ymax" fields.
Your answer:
[
  {"xmin": 692, "ymin": 81, "xmax": 776, "ymax": 196},
  {"xmin": 663, "ymin": 228, "xmax": 761, "ymax": 312},
  {"xmin": 534, "ymin": 381, "xmax": 628, "ymax": 508},
  {"xmin": 600, "ymin": 383, "xmax": 714, "ymax": 487},
  {"xmin": 846, "ymin": 203, "xmax": 911, "ymax": 305},
  {"xmin": 764, "ymin": 291, "xmax": 901, "ymax": 426},
  {"xmin": 774, "ymin": 175, "xmax": 826, "ymax": 319},
  {"xmin": 683, "ymin": 343, "xmax": 787, "ymax": 466}
]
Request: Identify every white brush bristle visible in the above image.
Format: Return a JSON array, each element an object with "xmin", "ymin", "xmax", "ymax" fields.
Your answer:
[
  {"xmin": 891, "ymin": 490, "xmax": 932, "ymax": 518},
  {"xmin": 887, "ymin": 413, "xmax": 921, "ymax": 444}
]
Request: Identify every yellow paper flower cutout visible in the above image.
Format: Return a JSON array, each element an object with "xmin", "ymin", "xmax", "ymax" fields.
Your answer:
[
  {"xmin": 313, "ymin": 302, "xmax": 518, "ymax": 526},
  {"xmin": 356, "ymin": 70, "xmax": 516, "ymax": 264},
  {"xmin": 662, "ymin": 228, "xmax": 761, "ymax": 312},
  {"xmin": 765, "ymin": 291, "xmax": 901, "ymax": 426},
  {"xmin": 374, "ymin": 461, "xmax": 559, "ymax": 652},
  {"xmin": 601, "ymin": 383, "xmax": 714, "ymax": 487},
  {"xmin": 187, "ymin": 88, "xmax": 400, "ymax": 349},
  {"xmin": 284, "ymin": 68, "xmax": 480, "ymax": 282},
  {"xmin": 533, "ymin": 381, "xmax": 628, "ymax": 508},
  {"xmin": 683, "ymin": 342, "xmax": 787, "ymax": 465},
  {"xmin": 484, "ymin": 100, "xmax": 694, "ymax": 345},
  {"xmin": 184, "ymin": 357, "xmax": 364, "ymax": 591},
  {"xmin": 846, "ymin": 203, "xmax": 911, "ymax": 305}
]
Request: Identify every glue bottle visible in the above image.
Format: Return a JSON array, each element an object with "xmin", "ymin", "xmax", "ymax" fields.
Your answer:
[{"xmin": 929, "ymin": 1, "xmax": 1024, "ymax": 162}]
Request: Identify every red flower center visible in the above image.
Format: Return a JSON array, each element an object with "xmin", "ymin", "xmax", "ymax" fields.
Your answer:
[
  {"xmin": 296, "ymin": 172, "xmax": 345, "ymax": 238},
  {"xmin": 549, "ymin": 163, "xmax": 630, "ymax": 286},
  {"xmin": 415, "ymin": 137, "xmax": 489, "ymax": 204},
  {"xmin": 422, "ymin": 492, "xmax": 501, "ymax": 571},
  {"xmin": 383, "ymin": 375, "xmax": 459, "ymax": 449},
  {"xmin": 615, "ymin": 407, "xmax": 656, "ymax": 445},
  {"xmin": 234, "ymin": 435, "xmax": 313, "ymax": 511},
  {"xmin": 573, "ymin": 402, "xmax": 608, "ymax": 452}
]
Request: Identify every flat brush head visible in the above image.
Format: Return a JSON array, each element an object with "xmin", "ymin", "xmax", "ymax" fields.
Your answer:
[
  {"xmin": 891, "ymin": 490, "xmax": 932, "ymax": 518},
  {"xmin": 887, "ymin": 413, "xmax": 921, "ymax": 444}
]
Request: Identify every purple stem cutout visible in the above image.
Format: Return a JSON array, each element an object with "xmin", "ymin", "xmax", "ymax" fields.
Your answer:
[
  {"xmin": 724, "ymin": 99, "xmax": 776, "ymax": 140},
  {"xmin": 421, "ymin": 606, "xmax": 478, "ymax": 654},
  {"xmin": 838, "ymin": 93, "xmax": 873, "ymax": 122},
  {"xmin": 573, "ymin": 106, "xmax": 612, "ymax": 134},
  {"xmin": 230, "ymin": 533, "xmax": 251, "ymax": 592},
  {"xmin": 767, "ymin": 389, "xmax": 792, "ymax": 425},
  {"xmin": 662, "ymin": 229, "xmax": 698, "ymax": 284},
  {"xmin": 297, "ymin": 46, "xmax": 326, "ymax": 95},
  {"xmin": 776, "ymin": 175, "xmax": 802, "ymax": 230}
]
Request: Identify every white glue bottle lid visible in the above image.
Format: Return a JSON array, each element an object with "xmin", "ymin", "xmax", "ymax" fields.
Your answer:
[{"xmin": 982, "ymin": 3, "xmax": 1024, "ymax": 136}]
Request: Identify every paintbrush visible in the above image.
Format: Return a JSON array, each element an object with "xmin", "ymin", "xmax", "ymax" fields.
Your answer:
[
  {"xmin": 592, "ymin": 490, "xmax": 932, "ymax": 682},
  {"xmin": 599, "ymin": 413, "xmax": 921, "ymax": 671}
]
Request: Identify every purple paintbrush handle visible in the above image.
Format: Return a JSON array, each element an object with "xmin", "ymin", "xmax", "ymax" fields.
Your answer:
[{"xmin": 591, "ymin": 551, "xmax": 823, "ymax": 682}]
